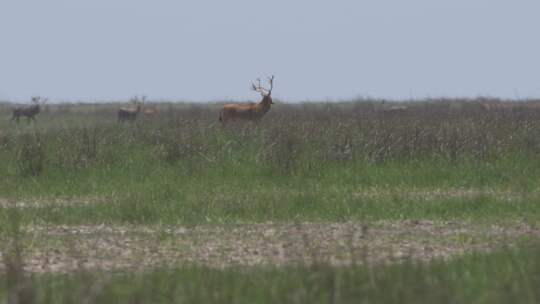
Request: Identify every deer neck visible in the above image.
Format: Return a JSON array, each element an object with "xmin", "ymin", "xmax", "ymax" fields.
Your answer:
[{"xmin": 257, "ymin": 96, "xmax": 272, "ymax": 113}]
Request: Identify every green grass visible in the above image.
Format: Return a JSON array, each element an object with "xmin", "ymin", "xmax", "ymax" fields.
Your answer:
[
  {"xmin": 1, "ymin": 244, "xmax": 539, "ymax": 304},
  {"xmin": 1, "ymin": 157, "xmax": 540, "ymax": 226},
  {"xmin": 2, "ymin": 100, "xmax": 540, "ymax": 225},
  {"xmin": 0, "ymin": 155, "xmax": 540, "ymax": 224}
]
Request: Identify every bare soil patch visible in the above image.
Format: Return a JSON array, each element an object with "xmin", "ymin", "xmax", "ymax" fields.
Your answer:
[
  {"xmin": 352, "ymin": 188, "xmax": 532, "ymax": 201},
  {"xmin": 0, "ymin": 196, "xmax": 107, "ymax": 208},
  {"xmin": 1, "ymin": 221, "xmax": 538, "ymax": 273}
]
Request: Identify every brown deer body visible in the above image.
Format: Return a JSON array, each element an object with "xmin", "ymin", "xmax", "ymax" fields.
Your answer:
[
  {"xmin": 118, "ymin": 96, "xmax": 144, "ymax": 122},
  {"xmin": 117, "ymin": 105, "xmax": 141, "ymax": 122},
  {"xmin": 143, "ymin": 107, "xmax": 158, "ymax": 118},
  {"xmin": 220, "ymin": 76, "xmax": 274, "ymax": 123},
  {"xmin": 11, "ymin": 97, "xmax": 46, "ymax": 122}
]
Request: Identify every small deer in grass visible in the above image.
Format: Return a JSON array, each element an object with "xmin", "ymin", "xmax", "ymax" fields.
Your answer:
[
  {"xmin": 219, "ymin": 75, "xmax": 275, "ymax": 123},
  {"xmin": 142, "ymin": 105, "xmax": 158, "ymax": 118},
  {"xmin": 117, "ymin": 96, "xmax": 144, "ymax": 122},
  {"xmin": 11, "ymin": 96, "xmax": 47, "ymax": 122}
]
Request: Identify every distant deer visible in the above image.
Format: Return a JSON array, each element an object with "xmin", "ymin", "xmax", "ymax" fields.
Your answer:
[
  {"xmin": 378, "ymin": 100, "xmax": 407, "ymax": 113},
  {"xmin": 118, "ymin": 96, "xmax": 144, "ymax": 122},
  {"xmin": 142, "ymin": 106, "xmax": 158, "ymax": 118},
  {"xmin": 219, "ymin": 75, "xmax": 275, "ymax": 123},
  {"xmin": 11, "ymin": 96, "xmax": 47, "ymax": 122}
]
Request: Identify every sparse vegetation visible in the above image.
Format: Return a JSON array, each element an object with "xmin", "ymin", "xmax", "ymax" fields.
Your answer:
[
  {"xmin": 1, "ymin": 241, "xmax": 540, "ymax": 303},
  {"xmin": 2, "ymin": 98, "xmax": 540, "ymax": 223},
  {"xmin": 1, "ymin": 98, "xmax": 540, "ymax": 303}
]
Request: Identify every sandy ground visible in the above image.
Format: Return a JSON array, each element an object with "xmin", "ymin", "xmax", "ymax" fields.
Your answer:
[{"xmin": 1, "ymin": 221, "xmax": 538, "ymax": 273}]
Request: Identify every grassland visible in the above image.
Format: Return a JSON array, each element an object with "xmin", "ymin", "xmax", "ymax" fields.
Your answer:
[
  {"xmin": 1, "ymin": 245, "xmax": 540, "ymax": 304},
  {"xmin": 1, "ymin": 98, "xmax": 540, "ymax": 302}
]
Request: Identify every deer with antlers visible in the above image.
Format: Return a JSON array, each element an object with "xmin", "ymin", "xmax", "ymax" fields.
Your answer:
[
  {"xmin": 219, "ymin": 76, "xmax": 275, "ymax": 123},
  {"xmin": 11, "ymin": 96, "xmax": 47, "ymax": 122},
  {"xmin": 117, "ymin": 96, "xmax": 144, "ymax": 122}
]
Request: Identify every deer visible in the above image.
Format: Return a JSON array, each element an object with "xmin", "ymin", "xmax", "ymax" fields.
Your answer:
[
  {"xmin": 134, "ymin": 95, "xmax": 158, "ymax": 119},
  {"xmin": 378, "ymin": 99, "xmax": 407, "ymax": 113},
  {"xmin": 117, "ymin": 96, "xmax": 144, "ymax": 122},
  {"xmin": 142, "ymin": 105, "xmax": 158, "ymax": 118},
  {"xmin": 11, "ymin": 96, "xmax": 47, "ymax": 122},
  {"xmin": 219, "ymin": 75, "xmax": 274, "ymax": 123}
]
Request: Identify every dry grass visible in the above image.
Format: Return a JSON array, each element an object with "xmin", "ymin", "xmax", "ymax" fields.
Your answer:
[
  {"xmin": 3, "ymin": 98, "xmax": 540, "ymax": 174},
  {"xmin": 0, "ymin": 196, "xmax": 108, "ymax": 209},
  {"xmin": 0, "ymin": 221, "xmax": 535, "ymax": 273}
]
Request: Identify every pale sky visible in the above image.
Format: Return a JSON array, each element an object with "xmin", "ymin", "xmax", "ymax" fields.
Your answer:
[{"xmin": 1, "ymin": 0, "xmax": 539, "ymax": 102}]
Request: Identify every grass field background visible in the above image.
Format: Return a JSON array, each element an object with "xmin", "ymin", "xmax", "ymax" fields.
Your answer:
[{"xmin": 1, "ymin": 98, "xmax": 540, "ymax": 302}]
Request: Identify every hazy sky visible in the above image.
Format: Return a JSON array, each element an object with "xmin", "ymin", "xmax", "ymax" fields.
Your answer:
[{"xmin": 1, "ymin": 0, "xmax": 539, "ymax": 102}]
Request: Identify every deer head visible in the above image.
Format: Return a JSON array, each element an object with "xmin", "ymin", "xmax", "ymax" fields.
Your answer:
[
  {"xmin": 129, "ymin": 95, "xmax": 146, "ymax": 112},
  {"xmin": 251, "ymin": 75, "xmax": 274, "ymax": 105},
  {"xmin": 31, "ymin": 96, "xmax": 47, "ymax": 105}
]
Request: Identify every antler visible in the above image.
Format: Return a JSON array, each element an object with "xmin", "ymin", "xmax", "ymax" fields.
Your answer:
[
  {"xmin": 251, "ymin": 78, "xmax": 265, "ymax": 94},
  {"xmin": 130, "ymin": 95, "xmax": 147, "ymax": 104},
  {"xmin": 267, "ymin": 75, "xmax": 274, "ymax": 95},
  {"xmin": 130, "ymin": 95, "xmax": 140, "ymax": 104},
  {"xmin": 31, "ymin": 96, "xmax": 48, "ymax": 104},
  {"xmin": 251, "ymin": 76, "xmax": 274, "ymax": 96}
]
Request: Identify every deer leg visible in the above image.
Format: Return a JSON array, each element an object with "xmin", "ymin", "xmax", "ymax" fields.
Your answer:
[{"xmin": 219, "ymin": 111, "xmax": 227, "ymax": 125}]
